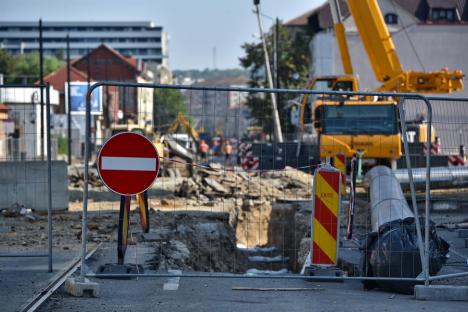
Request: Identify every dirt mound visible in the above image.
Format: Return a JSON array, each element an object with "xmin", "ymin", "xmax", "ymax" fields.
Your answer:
[{"xmin": 149, "ymin": 211, "xmax": 248, "ymax": 272}]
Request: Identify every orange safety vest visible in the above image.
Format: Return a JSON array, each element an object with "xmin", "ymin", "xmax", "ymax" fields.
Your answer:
[{"xmin": 224, "ymin": 144, "xmax": 232, "ymax": 154}]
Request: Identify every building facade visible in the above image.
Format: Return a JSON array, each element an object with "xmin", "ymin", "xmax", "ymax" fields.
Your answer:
[
  {"xmin": 0, "ymin": 21, "xmax": 168, "ymax": 67},
  {"xmin": 186, "ymin": 76, "xmax": 251, "ymax": 139}
]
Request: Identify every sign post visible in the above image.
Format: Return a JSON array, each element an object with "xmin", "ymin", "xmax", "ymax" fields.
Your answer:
[{"xmin": 97, "ymin": 132, "xmax": 159, "ymax": 264}]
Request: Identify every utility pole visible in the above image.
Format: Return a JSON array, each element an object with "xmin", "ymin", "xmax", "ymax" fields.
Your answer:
[
  {"xmin": 39, "ymin": 19, "xmax": 45, "ymax": 160},
  {"xmin": 274, "ymin": 18, "xmax": 280, "ymax": 119},
  {"xmin": 275, "ymin": 18, "xmax": 280, "ymax": 89},
  {"xmin": 253, "ymin": 0, "xmax": 283, "ymax": 143},
  {"xmin": 66, "ymin": 34, "xmax": 72, "ymax": 164}
]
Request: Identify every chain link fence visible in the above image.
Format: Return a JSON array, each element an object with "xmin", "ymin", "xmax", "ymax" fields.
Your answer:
[
  {"xmin": 0, "ymin": 84, "xmax": 54, "ymax": 272},
  {"xmin": 73, "ymin": 82, "xmax": 467, "ymax": 294}
]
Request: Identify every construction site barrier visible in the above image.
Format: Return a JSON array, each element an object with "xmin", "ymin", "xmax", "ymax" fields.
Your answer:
[
  {"xmin": 0, "ymin": 84, "xmax": 53, "ymax": 272},
  {"xmin": 72, "ymin": 82, "xmax": 468, "ymax": 294}
]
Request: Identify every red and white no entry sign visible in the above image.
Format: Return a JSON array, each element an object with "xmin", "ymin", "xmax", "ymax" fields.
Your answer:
[{"xmin": 97, "ymin": 132, "xmax": 159, "ymax": 196}]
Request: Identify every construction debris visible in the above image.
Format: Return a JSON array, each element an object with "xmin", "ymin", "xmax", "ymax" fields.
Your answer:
[
  {"xmin": 174, "ymin": 164, "xmax": 313, "ymax": 203},
  {"xmin": 68, "ymin": 167, "xmax": 103, "ymax": 188}
]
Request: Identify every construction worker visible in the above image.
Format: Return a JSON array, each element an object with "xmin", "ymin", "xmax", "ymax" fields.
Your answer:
[
  {"xmin": 223, "ymin": 140, "xmax": 233, "ymax": 163},
  {"xmin": 199, "ymin": 139, "xmax": 209, "ymax": 160}
]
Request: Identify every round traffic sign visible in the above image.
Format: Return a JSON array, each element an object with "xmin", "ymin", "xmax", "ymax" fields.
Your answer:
[{"xmin": 97, "ymin": 132, "xmax": 159, "ymax": 196}]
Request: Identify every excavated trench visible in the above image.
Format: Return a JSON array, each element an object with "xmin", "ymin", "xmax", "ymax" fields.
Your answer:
[{"xmin": 231, "ymin": 199, "xmax": 312, "ymax": 273}]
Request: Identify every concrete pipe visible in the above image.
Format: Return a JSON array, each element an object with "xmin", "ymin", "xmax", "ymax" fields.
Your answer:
[
  {"xmin": 361, "ymin": 166, "xmax": 449, "ymax": 294},
  {"xmin": 365, "ymin": 166, "xmax": 414, "ymax": 232}
]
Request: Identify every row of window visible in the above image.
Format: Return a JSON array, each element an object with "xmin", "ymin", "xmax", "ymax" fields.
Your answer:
[
  {"xmin": 431, "ymin": 8, "xmax": 456, "ymax": 21},
  {"xmin": 3, "ymin": 48, "xmax": 162, "ymax": 56},
  {"xmin": 0, "ymin": 26, "xmax": 161, "ymax": 32},
  {"xmin": 1, "ymin": 37, "xmax": 161, "ymax": 44},
  {"xmin": 383, "ymin": 7, "xmax": 458, "ymax": 25}
]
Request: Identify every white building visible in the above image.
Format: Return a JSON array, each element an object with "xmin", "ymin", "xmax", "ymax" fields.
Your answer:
[
  {"xmin": 0, "ymin": 21, "xmax": 168, "ymax": 67},
  {"xmin": 309, "ymin": 0, "xmax": 468, "ymax": 97},
  {"xmin": 0, "ymin": 87, "xmax": 59, "ymax": 160}
]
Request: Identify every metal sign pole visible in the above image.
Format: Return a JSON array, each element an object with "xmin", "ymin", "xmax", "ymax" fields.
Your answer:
[
  {"xmin": 46, "ymin": 84, "xmax": 53, "ymax": 273},
  {"xmin": 66, "ymin": 34, "xmax": 72, "ymax": 165},
  {"xmin": 39, "ymin": 19, "xmax": 45, "ymax": 160}
]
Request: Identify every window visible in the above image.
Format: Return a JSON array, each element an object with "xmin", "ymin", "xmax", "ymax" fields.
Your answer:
[
  {"xmin": 319, "ymin": 104, "xmax": 398, "ymax": 135},
  {"xmin": 432, "ymin": 8, "xmax": 457, "ymax": 21},
  {"xmin": 384, "ymin": 13, "xmax": 398, "ymax": 25}
]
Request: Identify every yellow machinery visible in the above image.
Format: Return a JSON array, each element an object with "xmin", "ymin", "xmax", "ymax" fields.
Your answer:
[
  {"xmin": 167, "ymin": 112, "xmax": 199, "ymax": 142},
  {"xmin": 300, "ymin": 0, "xmax": 464, "ymax": 164},
  {"xmin": 110, "ymin": 124, "xmax": 164, "ymax": 159}
]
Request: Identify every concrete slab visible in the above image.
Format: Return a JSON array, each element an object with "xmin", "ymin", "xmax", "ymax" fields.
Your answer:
[
  {"xmin": 415, "ymin": 285, "xmax": 468, "ymax": 301},
  {"xmin": 303, "ymin": 266, "xmax": 343, "ymax": 282},
  {"xmin": 64, "ymin": 277, "xmax": 100, "ymax": 297},
  {"xmin": 95, "ymin": 263, "xmax": 144, "ymax": 279}
]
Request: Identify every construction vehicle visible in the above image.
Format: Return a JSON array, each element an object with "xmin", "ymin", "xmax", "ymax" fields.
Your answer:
[
  {"xmin": 299, "ymin": 0, "xmax": 464, "ymax": 167},
  {"xmin": 110, "ymin": 124, "xmax": 164, "ymax": 161},
  {"xmin": 167, "ymin": 112, "xmax": 199, "ymax": 143}
]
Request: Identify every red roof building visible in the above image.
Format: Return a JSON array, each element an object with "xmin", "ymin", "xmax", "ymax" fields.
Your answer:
[{"xmin": 43, "ymin": 44, "xmax": 149, "ymax": 125}]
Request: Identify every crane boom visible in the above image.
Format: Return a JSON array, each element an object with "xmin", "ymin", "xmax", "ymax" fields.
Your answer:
[
  {"xmin": 347, "ymin": 0, "xmax": 403, "ymax": 82},
  {"xmin": 347, "ymin": 0, "xmax": 464, "ymax": 93},
  {"xmin": 329, "ymin": 0, "xmax": 354, "ymax": 75}
]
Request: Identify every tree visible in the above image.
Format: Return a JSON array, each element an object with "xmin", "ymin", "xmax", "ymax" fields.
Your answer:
[
  {"xmin": 0, "ymin": 50, "xmax": 15, "ymax": 81},
  {"xmin": 0, "ymin": 52, "xmax": 64, "ymax": 84},
  {"xmin": 153, "ymin": 89, "xmax": 188, "ymax": 132},
  {"xmin": 239, "ymin": 21, "xmax": 311, "ymax": 136}
]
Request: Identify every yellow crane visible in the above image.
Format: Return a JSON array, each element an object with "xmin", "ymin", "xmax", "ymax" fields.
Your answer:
[{"xmin": 299, "ymin": 0, "xmax": 464, "ymax": 167}]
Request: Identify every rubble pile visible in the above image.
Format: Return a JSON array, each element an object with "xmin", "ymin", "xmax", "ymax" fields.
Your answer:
[
  {"xmin": 174, "ymin": 164, "xmax": 313, "ymax": 203},
  {"xmin": 68, "ymin": 167, "xmax": 103, "ymax": 188}
]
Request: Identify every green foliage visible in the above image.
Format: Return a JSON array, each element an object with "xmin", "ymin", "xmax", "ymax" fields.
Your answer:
[
  {"xmin": 56, "ymin": 135, "xmax": 68, "ymax": 155},
  {"xmin": 239, "ymin": 21, "xmax": 311, "ymax": 136},
  {"xmin": 0, "ymin": 52, "xmax": 64, "ymax": 84},
  {"xmin": 0, "ymin": 50, "xmax": 15, "ymax": 79},
  {"xmin": 153, "ymin": 89, "xmax": 187, "ymax": 132}
]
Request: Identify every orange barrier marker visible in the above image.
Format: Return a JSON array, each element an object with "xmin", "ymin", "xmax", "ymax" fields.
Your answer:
[
  {"xmin": 117, "ymin": 195, "xmax": 131, "ymax": 265},
  {"xmin": 311, "ymin": 164, "xmax": 341, "ymax": 266},
  {"xmin": 333, "ymin": 153, "xmax": 346, "ymax": 196},
  {"xmin": 136, "ymin": 191, "xmax": 150, "ymax": 233}
]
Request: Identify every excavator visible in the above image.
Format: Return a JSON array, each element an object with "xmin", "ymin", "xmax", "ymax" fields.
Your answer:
[{"xmin": 299, "ymin": 0, "xmax": 464, "ymax": 168}]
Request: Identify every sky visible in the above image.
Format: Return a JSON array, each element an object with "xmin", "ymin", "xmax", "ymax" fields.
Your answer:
[{"xmin": 1, "ymin": 0, "xmax": 325, "ymax": 70}]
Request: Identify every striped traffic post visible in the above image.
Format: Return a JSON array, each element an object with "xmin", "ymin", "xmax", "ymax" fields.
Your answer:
[{"xmin": 311, "ymin": 164, "xmax": 341, "ymax": 266}]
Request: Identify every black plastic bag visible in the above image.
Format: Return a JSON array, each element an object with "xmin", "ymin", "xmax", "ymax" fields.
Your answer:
[{"xmin": 361, "ymin": 217, "xmax": 449, "ymax": 294}]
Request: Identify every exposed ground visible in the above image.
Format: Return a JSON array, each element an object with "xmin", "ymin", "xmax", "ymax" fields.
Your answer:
[{"xmin": 2, "ymin": 164, "xmax": 468, "ymax": 311}]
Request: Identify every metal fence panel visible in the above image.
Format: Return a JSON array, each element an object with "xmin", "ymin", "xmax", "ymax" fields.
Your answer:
[
  {"xmin": 0, "ymin": 84, "xmax": 53, "ymax": 272},
  {"xmin": 75, "ymin": 83, "xmax": 467, "ymax": 292}
]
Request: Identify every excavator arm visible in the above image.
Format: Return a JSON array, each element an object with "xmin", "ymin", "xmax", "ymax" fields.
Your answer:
[{"xmin": 168, "ymin": 112, "xmax": 199, "ymax": 142}]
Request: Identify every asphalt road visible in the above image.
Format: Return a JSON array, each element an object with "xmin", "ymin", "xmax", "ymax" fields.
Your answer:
[
  {"xmin": 39, "ymin": 274, "xmax": 467, "ymax": 312},
  {"xmin": 0, "ymin": 248, "xmax": 79, "ymax": 312}
]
